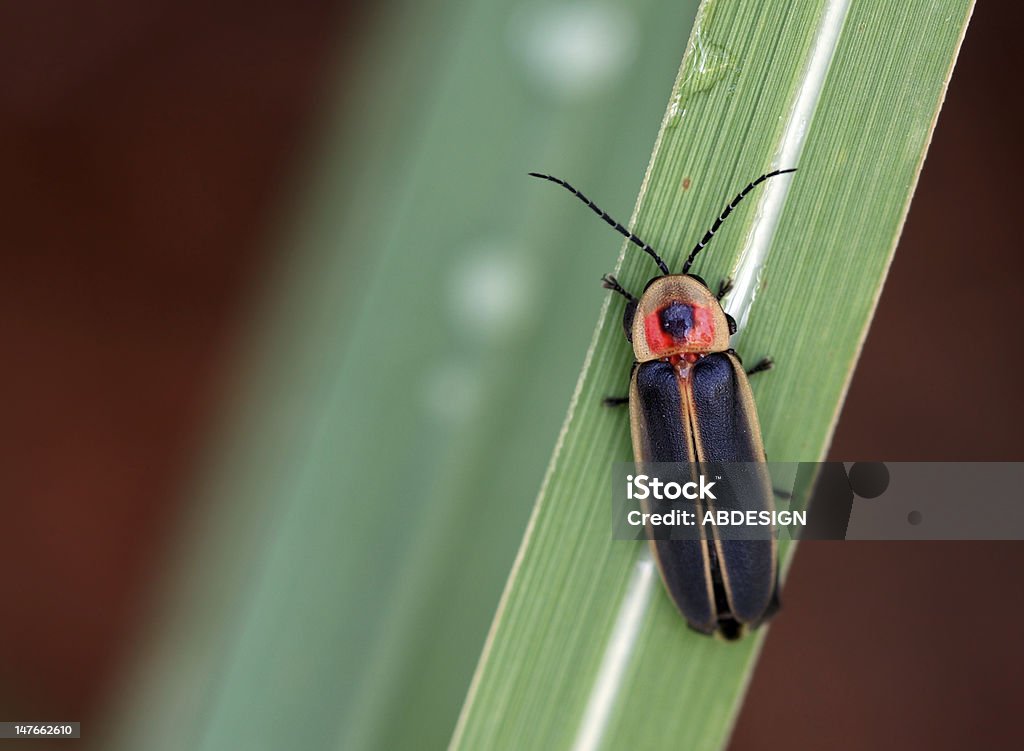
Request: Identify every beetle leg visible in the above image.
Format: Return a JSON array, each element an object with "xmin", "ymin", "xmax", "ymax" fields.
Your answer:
[
  {"xmin": 601, "ymin": 274, "xmax": 637, "ymax": 302},
  {"xmin": 605, "ymin": 361, "xmax": 640, "ymax": 406},
  {"xmin": 727, "ymin": 349, "xmax": 773, "ymax": 376},
  {"xmin": 745, "ymin": 357, "xmax": 774, "ymax": 376},
  {"xmin": 716, "ymin": 277, "xmax": 734, "ymax": 300}
]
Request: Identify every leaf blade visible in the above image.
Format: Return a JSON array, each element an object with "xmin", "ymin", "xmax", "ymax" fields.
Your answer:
[{"xmin": 452, "ymin": 2, "xmax": 974, "ymax": 749}]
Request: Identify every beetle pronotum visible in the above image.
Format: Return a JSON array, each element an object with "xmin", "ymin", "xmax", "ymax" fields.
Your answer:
[{"xmin": 531, "ymin": 168, "xmax": 795, "ymax": 638}]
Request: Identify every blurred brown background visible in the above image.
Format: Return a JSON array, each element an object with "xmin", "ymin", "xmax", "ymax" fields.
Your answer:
[
  {"xmin": 0, "ymin": 1, "xmax": 1020, "ymax": 749},
  {"xmin": 0, "ymin": 0, "xmax": 351, "ymax": 732}
]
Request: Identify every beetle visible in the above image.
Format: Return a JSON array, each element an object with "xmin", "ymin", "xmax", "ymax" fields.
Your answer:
[{"xmin": 530, "ymin": 168, "xmax": 795, "ymax": 639}]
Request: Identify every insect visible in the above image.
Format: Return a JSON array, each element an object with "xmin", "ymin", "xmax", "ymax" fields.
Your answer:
[{"xmin": 530, "ymin": 168, "xmax": 795, "ymax": 638}]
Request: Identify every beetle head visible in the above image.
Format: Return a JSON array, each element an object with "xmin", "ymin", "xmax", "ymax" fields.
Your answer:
[
  {"xmin": 625, "ymin": 275, "xmax": 731, "ymax": 362},
  {"xmin": 526, "ymin": 169, "xmax": 795, "ymax": 359}
]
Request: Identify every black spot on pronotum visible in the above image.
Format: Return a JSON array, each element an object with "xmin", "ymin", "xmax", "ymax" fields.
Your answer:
[
  {"xmin": 659, "ymin": 301, "xmax": 694, "ymax": 340},
  {"xmin": 908, "ymin": 510, "xmax": 923, "ymax": 525}
]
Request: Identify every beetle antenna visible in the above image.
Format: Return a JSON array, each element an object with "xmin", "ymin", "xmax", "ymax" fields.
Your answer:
[
  {"xmin": 680, "ymin": 168, "xmax": 797, "ymax": 275},
  {"xmin": 529, "ymin": 172, "xmax": 671, "ymax": 276}
]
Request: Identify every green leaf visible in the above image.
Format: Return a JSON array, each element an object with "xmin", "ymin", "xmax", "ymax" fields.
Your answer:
[{"xmin": 451, "ymin": 2, "xmax": 974, "ymax": 750}]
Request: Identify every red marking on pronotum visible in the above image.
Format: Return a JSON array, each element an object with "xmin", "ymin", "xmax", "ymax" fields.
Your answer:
[
  {"xmin": 644, "ymin": 306, "xmax": 716, "ymax": 354},
  {"xmin": 644, "ymin": 310, "xmax": 675, "ymax": 354},
  {"xmin": 690, "ymin": 306, "xmax": 715, "ymax": 346}
]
